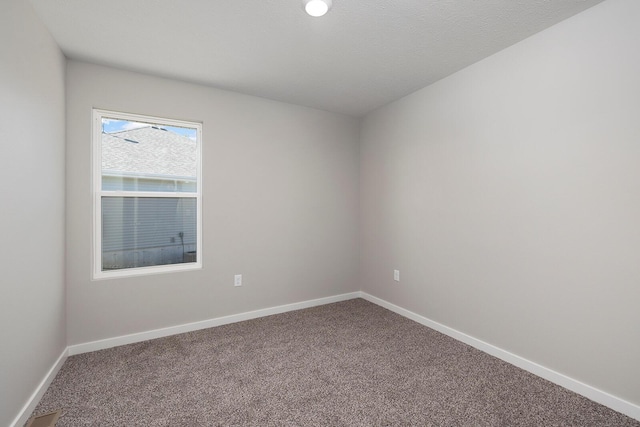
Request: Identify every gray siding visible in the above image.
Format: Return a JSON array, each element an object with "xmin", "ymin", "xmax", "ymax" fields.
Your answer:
[
  {"xmin": 103, "ymin": 175, "xmax": 196, "ymax": 192},
  {"xmin": 102, "ymin": 197, "xmax": 196, "ymax": 269}
]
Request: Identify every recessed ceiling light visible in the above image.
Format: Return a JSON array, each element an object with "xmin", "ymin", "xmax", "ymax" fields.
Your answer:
[{"xmin": 304, "ymin": 0, "xmax": 332, "ymax": 17}]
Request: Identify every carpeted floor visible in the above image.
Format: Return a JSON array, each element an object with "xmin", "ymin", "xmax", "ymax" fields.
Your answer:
[{"xmin": 31, "ymin": 299, "xmax": 638, "ymax": 426}]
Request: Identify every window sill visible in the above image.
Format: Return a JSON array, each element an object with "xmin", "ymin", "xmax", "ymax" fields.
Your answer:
[{"xmin": 93, "ymin": 261, "xmax": 202, "ymax": 280}]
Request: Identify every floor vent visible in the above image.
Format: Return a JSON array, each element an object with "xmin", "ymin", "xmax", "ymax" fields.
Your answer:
[{"xmin": 26, "ymin": 410, "xmax": 61, "ymax": 427}]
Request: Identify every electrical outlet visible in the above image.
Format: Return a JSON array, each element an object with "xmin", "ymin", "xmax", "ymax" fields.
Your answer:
[
  {"xmin": 393, "ymin": 269, "xmax": 400, "ymax": 282},
  {"xmin": 234, "ymin": 274, "xmax": 242, "ymax": 287}
]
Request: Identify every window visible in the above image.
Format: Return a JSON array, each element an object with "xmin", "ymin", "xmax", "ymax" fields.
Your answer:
[{"xmin": 93, "ymin": 109, "xmax": 202, "ymax": 279}]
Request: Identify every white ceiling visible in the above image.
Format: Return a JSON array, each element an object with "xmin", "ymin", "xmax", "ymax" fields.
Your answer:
[{"xmin": 28, "ymin": 0, "xmax": 604, "ymax": 117}]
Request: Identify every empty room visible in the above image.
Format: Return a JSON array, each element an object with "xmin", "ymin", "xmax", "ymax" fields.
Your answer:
[{"xmin": 1, "ymin": 0, "xmax": 639, "ymax": 425}]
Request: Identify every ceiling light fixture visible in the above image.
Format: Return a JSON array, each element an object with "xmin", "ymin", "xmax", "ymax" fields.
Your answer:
[{"xmin": 304, "ymin": 0, "xmax": 332, "ymax": 17}]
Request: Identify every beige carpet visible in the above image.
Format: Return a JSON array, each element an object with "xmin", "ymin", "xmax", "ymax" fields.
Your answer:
[{"xmin": 32, "ymin": 299, "xmax": 638, "ymax": 426}]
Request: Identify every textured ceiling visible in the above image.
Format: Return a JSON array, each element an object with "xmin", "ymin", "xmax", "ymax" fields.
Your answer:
[{"xmin": 28, "ymin": 0, "xmax": 604, "ymax": 116}]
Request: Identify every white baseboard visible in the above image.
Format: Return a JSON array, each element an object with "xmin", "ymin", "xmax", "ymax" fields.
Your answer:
[
  {"xmin": 360, "ymin": 292, "xmax": 640, "ymax": 422},
  {"xmin": 10, "ymin": 347, "xmax": 68, "ymax": 427},
  {"xmin": 68, "ymin": 292, "xmax": 361, "ymax": 356}
]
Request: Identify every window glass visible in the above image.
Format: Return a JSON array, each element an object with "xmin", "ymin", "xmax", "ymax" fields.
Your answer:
[
  {"xmin": 94, "ymin": 110, "xmax": 202, "ymax": 279},
  {"xmin": 102, "ymin": 197, "xmax": 197, "ymax": 270},
  {"xmin": 101, "ymin": 118, "xmax": 197, "ymax": 193}
]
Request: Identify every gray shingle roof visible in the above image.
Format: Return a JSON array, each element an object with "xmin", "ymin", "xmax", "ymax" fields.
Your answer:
[{"xmin": 102, "ymin": 126, "xmax": 196, "ymax": 179}]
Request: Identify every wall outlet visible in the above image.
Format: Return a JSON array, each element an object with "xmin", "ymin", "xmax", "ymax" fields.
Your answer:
[
  {"xmin": 234, "ymin": 274, "xmax": 242, "ymax": 287},
  {"xmin": 394, "ymin": 269, "xmax": 400, "ymax": 282}
]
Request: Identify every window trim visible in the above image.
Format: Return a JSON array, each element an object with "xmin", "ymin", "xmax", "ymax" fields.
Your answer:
[{"xmin": 92, "ymin": 108, "xmax": 203, "ymax": 280}]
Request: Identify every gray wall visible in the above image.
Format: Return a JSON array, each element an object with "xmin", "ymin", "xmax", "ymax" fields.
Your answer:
[
  {"xmin": 360, "ymin": 0, "xmax": 640, "ymax": 407},
  {"xmin": 66, "ymin": 61, "xmax": 360, "ymax": 345},
  {"xmin": 0, "ymin": 0, "xmax": 67, "ymax": 425}
]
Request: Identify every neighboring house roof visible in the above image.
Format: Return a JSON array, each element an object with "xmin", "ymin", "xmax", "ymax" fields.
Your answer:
[{"xmin": 102, "ymin": 126, "xmax": 196, "ymax": 179}]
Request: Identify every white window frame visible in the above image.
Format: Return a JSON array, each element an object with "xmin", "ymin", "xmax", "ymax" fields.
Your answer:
[{"xmin": 92, "ymin": 109, "xmax": 203, "ymax": 280}]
